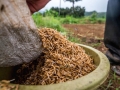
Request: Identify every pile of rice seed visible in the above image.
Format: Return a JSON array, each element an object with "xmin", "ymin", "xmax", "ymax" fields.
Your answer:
[{"xmin": 14, "ymin": 28, "xmax": 96, "ymax": 85}]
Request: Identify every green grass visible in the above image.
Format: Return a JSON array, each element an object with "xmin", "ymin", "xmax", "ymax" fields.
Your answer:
[
  {"xmin": 60, "ymin": 16, "xmax": 80, "ymax": 24},
  {"xmin": 98, "ymin": 70, "xmax": 120, "ymax": 90},
  {"xmin": 59, "ymin": 16, "xmax": 105, "ymax": 24},
  {"xmin": 91, "ymin": 43, "xmax": 101, "ymax": 48},
  {"xmin": 32, "ymin": 13, "xmax": 80, "ymax": 43},
  {"xmin": 32, "ymin": 13, "xmax": 105, "ymax": 29},
  {"xmin": 32, "ymin": 13, "xmax": 66, "ymax": 33}
]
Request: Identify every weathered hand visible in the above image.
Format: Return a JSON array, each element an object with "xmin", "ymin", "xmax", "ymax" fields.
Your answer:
[{"xmin": 26, "ymin": 0, "xmax": 50, "ymax": 14}]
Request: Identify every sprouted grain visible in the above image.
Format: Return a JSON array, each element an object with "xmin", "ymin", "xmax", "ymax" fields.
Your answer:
[{"xmin": 14, "ymin": 28, "xmax": 96, "ymax": 85}]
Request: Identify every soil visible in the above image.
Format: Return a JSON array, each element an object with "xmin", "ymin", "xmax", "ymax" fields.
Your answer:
[
  {"xmin": 63, "ymin": 24, "xmax": 120, "ymax": 90},
  {"xmin": 63, "ymin": 24, "xmax": 107, "ymax": 53}
]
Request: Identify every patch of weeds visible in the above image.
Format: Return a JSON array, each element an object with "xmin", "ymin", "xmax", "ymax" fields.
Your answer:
[
  {"xmin": 61, "ymin": 16, "xmax": 79, "ymax": 24},
  {"xmin": 91, "ymin": 43, "xmax": 101, "ymax": 48},
  {"xmin": 68, "ymin": 36, "xmax": 80, "ymax": 43},
  {"xmin": 99, "ymin": 71, "xmax": 120, "ymax": 90},
  {"xmin": 67, "ymin": 32, "xmax": 80, "ymax": 43}
]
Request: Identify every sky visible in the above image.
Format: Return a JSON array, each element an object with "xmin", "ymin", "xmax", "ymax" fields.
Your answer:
[{"xmin": 41, "ymin": 0, "xmax": 109, "ymax": 12}]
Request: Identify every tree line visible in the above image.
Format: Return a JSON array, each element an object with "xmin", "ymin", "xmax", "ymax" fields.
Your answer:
[{"xmin": 43, "ymin": 6, "xmax": 85, "ymax": 18}]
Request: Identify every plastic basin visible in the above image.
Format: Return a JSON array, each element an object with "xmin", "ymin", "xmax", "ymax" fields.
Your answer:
[{"xmin": 0, "ymin": 44, "xmax": 110, "ymax": 90}]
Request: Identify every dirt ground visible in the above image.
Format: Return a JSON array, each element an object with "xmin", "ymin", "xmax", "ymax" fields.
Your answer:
[
  {"xmin": 63, "ymin": 24, "xmax": 107, "ymax": 53},
  {"xmin": 63, "ymin": 24, "xmax": 120, "ymax": 90}
]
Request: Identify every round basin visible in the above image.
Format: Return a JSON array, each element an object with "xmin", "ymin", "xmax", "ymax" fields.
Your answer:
[{"xmin": 0, "ymin": 44, "xmax": 110, "ymax": 90}]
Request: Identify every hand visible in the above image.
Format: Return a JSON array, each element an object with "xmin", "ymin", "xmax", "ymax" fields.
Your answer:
[{"xmin": 26, "ymin": 0, "xmax": 50, "ymax": 14}]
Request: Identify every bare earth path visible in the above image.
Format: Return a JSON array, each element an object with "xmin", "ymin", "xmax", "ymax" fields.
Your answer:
[{"xmin": 63, "ymin": 24, "xmax": 120, "ymax": 90}]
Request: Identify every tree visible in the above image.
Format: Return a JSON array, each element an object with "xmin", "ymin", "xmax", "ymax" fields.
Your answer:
[
  {"xmin": 49, "ymin": 6, "xmax": 85, "ymax": 17},
  {"xmin": 73, "ymin": 6, "xmax": 85, "ymax": 17},
  {"xmin": 59, "ymin": 0, "xmax": 61, "ymax": 16},
  {"xmin": 64, "ymin": 0, "xmax": 82, "ymax": 13}
]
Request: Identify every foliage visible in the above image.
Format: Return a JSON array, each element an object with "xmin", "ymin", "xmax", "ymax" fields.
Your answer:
[
  {"xmin": 44, "ymin": 6, "xmax": 85, "ymax": 18},
  {"xmin": 64, "ymin": 0, "xmax": 82, "ymax": 13},
  {"xmin": 87, "ymin": 12, "xmax": 105, "ymax": 24},
  {"xmin": 88, "ymin": 12, "xmax": 97, "ymax": 24},
  {"xmin": 90, "ymin": 11, "xmax": 97, "ymax": 20},
  {"xmin": 73, "ymin": 6, "xmax": 85, "ymax": 17},
  {"xmin": 43, "ymin": 9, "xmax": 59, "ymax": 17},
  {"xmin": 60, "ymin": 16, "xmax": 105, "ymax": 24},
  {"xmin": 32, "ymin": 12, "xmax": 66, "ymax": 32},
  {"xmin": 85, "ymin": 11, "xmax": 106, "ymax": 18},
  {"xmin": 60, "ymin": 16, "xmax": 79, "ymax": 24},
  {"xmin": 32, "ymin": 12, "xmax": 44, "ymax": 27}
]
